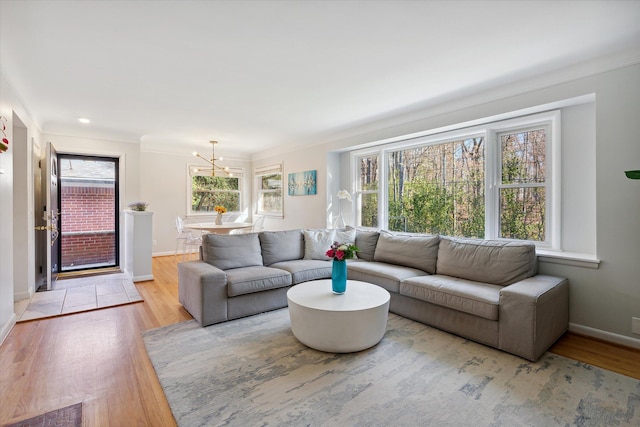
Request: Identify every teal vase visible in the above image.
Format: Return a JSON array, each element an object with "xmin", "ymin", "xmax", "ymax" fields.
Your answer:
[{"xmin": 331, "ymin": 259, "xmax": 347, "ymax": 294}]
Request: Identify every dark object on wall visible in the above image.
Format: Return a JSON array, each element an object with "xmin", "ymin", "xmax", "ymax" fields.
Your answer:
[
  {"xmin": 0, "ymin": 115, "xmax": 9, "ymax": 153},
  {"xmin": 625, "ymin": 170, "xmax": 640, "ymax": 180}
]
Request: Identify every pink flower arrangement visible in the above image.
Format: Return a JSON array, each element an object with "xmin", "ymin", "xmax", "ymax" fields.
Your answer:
[
  {"xmin": 326, "ymin": 241, "xmax": 359, "ymax": 261},
  {"xmin": 0, "ymin": 116, "xmax": 9, "ymax": 154}
]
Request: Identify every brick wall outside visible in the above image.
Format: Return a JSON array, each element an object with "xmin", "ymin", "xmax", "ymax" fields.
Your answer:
[{"xmin": 61, "ymin": 184, "xmax": 116, "ymax": 268}]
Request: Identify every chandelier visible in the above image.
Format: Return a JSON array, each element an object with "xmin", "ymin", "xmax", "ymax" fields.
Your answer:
[{"xmin": 192, "ymin": 140, "xmax": 231, "ymax": 176}]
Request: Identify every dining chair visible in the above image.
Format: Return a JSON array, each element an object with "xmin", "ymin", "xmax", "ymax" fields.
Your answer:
[
  {"xmin": 252, "ymin": 215, "xmax": 266, "ymax": 232},
  {"xmin": 229, "ymin": 215, "xmax": 266, "ymax": 234},
  {"xmin": 175, "ymin": 216, "xmax": 203, "ymax": 260}
]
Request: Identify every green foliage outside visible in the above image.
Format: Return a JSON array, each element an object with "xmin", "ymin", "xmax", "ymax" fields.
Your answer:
[
  {"xmin": 359, "ymin": 155, "xmax": 379, "ymax": 228},
  {"xmin": 360, "ymin": 193, "xmax": 378, "ymax": 228},
  {"xmin": 378, "ymin": 130, "xmax": 546, "ymax": 242},
  {"xmin": 191, "ymin": 175, "xmax": 240, "ymax": 212},
  {"xmin": 500, "ymin": 187, "xmax": 545, "ymax": 241},
  {"xmin": 499, "ymin": 129, "xmax": 546, "ymax": 241},
  {"xmin": 387, "ymin": 138, "xmax": 485, "ymax": 238}
]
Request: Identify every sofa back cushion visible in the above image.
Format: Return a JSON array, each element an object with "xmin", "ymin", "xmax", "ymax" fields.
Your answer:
[
  {"xmin": 436, "ymin": 237, "xmax": 537, "ymax": 285},
  {"xmin": 373, "ymin": 231, "xmax": 439, "ymax": 273},
  {"xmin": 355, "ymin": 229, "xmax": 379, "ymax": 261},
  {"xmin": 202, "ymin": 233, "xmax": 263, "ymax": 270},
  {"xmin": 259, "ymin": 229, "xmax": 304, "ymax": 265}
]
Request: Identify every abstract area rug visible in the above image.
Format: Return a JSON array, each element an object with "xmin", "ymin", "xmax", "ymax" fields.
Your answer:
[
  {"xmin": 4, "ymin": 402, "xmax": 82, "ymax": 427},
  {"xmin": 143, "ymin": 309, "xmax": 640, "ymax": 427}
]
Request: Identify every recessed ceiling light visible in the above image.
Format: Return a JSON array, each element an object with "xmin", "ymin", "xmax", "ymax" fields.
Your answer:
[{"xmin": 78, "ymin": 118, "xmax": 91, "ymax": 124}]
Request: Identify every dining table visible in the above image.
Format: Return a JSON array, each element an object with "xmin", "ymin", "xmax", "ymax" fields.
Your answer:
[{"xmin": 184, "ymin": 222, "xmax": 254, "ymax": 234}]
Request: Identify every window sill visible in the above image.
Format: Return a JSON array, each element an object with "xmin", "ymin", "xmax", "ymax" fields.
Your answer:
[{"xmin": 536, "ymin": 250, "xmax": 600, "ymax": 269}]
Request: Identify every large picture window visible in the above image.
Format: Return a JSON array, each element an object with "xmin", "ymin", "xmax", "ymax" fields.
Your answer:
[
  {"xmin": 387, "ymin": 137, "xmax": 485, "ymax": 237},
  {"xmin": 255, "ymin": 164, "xmax": 283, "ymax": 217},
  {"xmin": 352, "ymin": 111, "xmax": 559, "ymax": 248},
  {"xmin": 188, "ymin": 165, "xmax": 242, "ymax": 215}
]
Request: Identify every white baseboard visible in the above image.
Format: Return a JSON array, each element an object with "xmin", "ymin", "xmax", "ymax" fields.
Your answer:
[
  {"xmin": 0, "ymin": 315, "xmax": 17, "ymax": 346},
  {"xmin": 14, "ymin": 291, "xmax": 31, "ymax": 301},
  {"xmin": 152, "ymin": 250, "xmax": 179, "ymax": 257},
  {"xmin": 569, "ymin": 322, "xmax": 640, "ymax": 350},
  {"xmin": 132, "ymin": 274, "xmax": 154, "ymax": 282}
]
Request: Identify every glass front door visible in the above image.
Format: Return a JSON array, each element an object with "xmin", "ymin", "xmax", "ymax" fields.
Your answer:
[{"xmin": 58, "ymin": 155, "xmax": 119, "ymax": 272}]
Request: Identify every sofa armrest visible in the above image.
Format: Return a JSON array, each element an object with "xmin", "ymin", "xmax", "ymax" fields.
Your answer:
[
  {"xmin": 498, "ymin": 275, "xmax": 569, "ymax": 361},
  {"xmin": 178, "ymin": 260, "xmax": 228, "ymax": 326}
]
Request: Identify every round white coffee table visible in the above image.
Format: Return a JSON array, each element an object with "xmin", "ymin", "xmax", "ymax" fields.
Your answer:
[{"xmin": 287, "ymin": 279, "xmax": 390, "ymax": 353}]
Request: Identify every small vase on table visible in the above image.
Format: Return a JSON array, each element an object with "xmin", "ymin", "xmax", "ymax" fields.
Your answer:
[
  {"xmin": 215, "ymin": 212, "xmax": 223, "ymax": 225},
  {"xmin": 326, "ymin": 241, "xmax": 359, "ymax": 295},
  {"xmin": 331, "ymin": 259, "xmax": 347, "ymax": 294}
]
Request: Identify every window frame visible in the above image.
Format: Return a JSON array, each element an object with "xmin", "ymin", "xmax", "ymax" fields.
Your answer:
[
  {"xmin": 254, "ymin": 163, "xmax": 283, "ymax": 218},
  {"xmin": 353, "ymin": 152, "xmax": 381, "ymax": 229},
  {"xmin": 350, "ymin": 110, "xmax": 561, "ymax": 249},
  {"xmin": 187, "ymin": 164, "xmax": 244, "ymax": 217}
]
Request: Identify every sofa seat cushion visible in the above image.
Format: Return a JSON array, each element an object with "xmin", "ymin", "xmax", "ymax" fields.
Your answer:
[
  {"xmin": 436, "ymin": 237, "xmax": 536, "ymax": 285},
  {"xmin": 270, "ymin": 260, "xmax": 332, "ymax": 284},
  {"xmin": 347, "ymin": 261, "xmax": 428, "ymax": 293},
  {"xmin": 259, "ymin": 229, "xmax": 304, "ymax": 265},
  {"xmin": 374, "ymin": 231, "xmax": 440, "ymax": 273},
  {"xmin": 226, "ymin": 266, "xmax": 292, "ymax": 297},
  {"xmin": 400, "ymin": 274, "xmax": 502, "ymax": 320}
]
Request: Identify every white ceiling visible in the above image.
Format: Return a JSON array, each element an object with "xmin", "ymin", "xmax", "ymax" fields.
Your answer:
[{"xmin": 1, "ymin": 1, "xmax": 639, "ymax": 157}]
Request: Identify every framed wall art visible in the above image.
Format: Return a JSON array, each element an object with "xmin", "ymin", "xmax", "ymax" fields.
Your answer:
[{"xmin": 288, "ymin": 170, "xmax": 316, "ymax": 196}]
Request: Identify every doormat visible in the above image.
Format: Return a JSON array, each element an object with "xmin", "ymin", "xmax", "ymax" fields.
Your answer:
[{"xmin": 4, "ymin": 402, "xmax": 82, "ymax": 427}]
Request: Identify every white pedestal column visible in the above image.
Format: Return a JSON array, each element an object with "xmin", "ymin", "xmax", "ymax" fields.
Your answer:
[{"xmin": 124, "ymin": 210, "xmax": 154, "ymax": 282}]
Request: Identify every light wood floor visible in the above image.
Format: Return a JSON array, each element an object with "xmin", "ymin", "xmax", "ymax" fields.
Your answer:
[{"xmin": 1, "ymin": 256, "xmax": 638, "ymax": 426}]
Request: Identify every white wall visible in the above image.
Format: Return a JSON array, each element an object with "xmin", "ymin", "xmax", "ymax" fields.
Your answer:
[
  {"xmin": 253, "ymin": 145, "xmax": 330, "ymax": 231},
  {"xmin": 0, "ymin": 73, "xmax": 43, "ymax": 344},
  {"xmin": 253, "ymin": 63, "xmax": 640, "ymax": 346},
  {"xmin": 139, "ymin": 148, "xmax": 252, "ymax": 256}
]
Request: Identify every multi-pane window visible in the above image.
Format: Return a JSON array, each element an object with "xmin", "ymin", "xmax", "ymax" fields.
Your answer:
[
  {"xmin": 387, "ymin": 137, "xmax": 485, "ymax": 237},
  {"xmin": 255, "ymin": 164, "xmax": 283, "ymax": 216},
  {"xmin": 356, "ymin": 154, "xmax": 379, "ymax": 228},
  {"xmin": 189, "ymin": 166, "xmax": 242, "ymax": 215},
  {"xmin": 352, "ymin": 111, "xmax": 558, "ymax": 247},
  {"xmin": 498, "ymin": 127, "xmax": 547, "ymax": 241}
]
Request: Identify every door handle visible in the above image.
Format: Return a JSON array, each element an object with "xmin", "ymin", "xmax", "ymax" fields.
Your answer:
[{"xmin": 35, "ymin": 225, "xmax": 56, "ymax": 231}]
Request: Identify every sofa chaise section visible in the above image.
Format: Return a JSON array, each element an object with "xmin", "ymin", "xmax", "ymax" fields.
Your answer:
[{"xmin": 396, "ymin": 236, "xmax": 568, "ymax": 361}]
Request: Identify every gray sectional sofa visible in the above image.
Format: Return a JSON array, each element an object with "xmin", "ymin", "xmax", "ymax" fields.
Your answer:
[{"xmin": 178, "ymin": 228, "xmax": 568, "ymax": 361}]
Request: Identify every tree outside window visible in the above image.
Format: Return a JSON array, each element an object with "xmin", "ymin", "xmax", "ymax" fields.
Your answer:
[
  {"xmin": 352, "ymin": 111, "xmax": 556, "ymax": 246},
  {"xmin": 356, "ymin": 154, "xmax": 379, "ymax": 228},
  {"xmin": 498, "ymin": 128, "xmax": 547, "ymax": 241},
  {"xmin": 387, "ymin": 137, "xmax": 485, "ymax": 237},
  {"xmin": 255, "ymin": 164, "xmax": 283, "ymax": 217},
  {"xmin": 189, "ymin": 166, "xmax": 241, "ymax": 215}
]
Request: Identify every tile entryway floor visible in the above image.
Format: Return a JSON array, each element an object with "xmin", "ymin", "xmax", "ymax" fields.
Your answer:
[{"xmin": 14, "ymin": 272, "xmax": 143, "ymax": 322}]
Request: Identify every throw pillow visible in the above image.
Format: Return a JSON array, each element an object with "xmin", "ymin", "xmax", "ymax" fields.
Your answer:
[
  {"xmin": 354, "ymin": 229, "xmax": 380, "ymax": 261},
  {"xmin": 303, "ymin": 229, "xmax": 336, "ymax": 260},
  {"xmin": 334, "ymin": 227, "xmax": 357, "ymax": 258}
]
